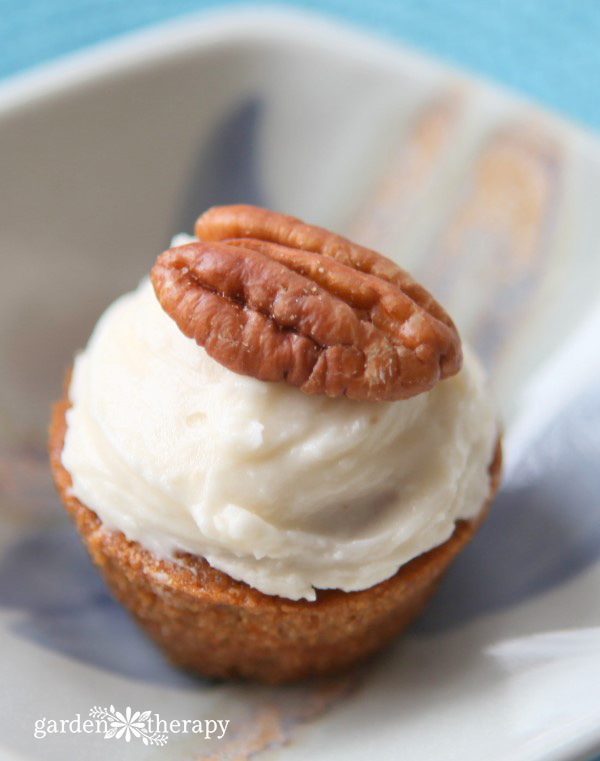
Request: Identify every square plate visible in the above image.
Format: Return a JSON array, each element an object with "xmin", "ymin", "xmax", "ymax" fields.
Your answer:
[{"xmin": 1, "ymin": 8, "xmax": 600, "ymax": 760}]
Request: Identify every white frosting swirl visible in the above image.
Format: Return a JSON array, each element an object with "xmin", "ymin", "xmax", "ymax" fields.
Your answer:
[{"xmin": 62, "ymin": 277, "xmax": 497, "ymax": 600}]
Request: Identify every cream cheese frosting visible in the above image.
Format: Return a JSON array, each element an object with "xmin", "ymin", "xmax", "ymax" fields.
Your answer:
[{"xmin": 62, "ymin": 275, "xmax": 497, "ymax": 601}]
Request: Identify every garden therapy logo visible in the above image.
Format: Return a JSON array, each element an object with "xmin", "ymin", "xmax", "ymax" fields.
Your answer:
[{"xmin": 34, "ymin": 705, "xmax": 230, "ymax": 745}]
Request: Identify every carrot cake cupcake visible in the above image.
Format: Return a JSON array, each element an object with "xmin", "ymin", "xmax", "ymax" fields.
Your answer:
[{"xmin": 49, "ymin": 205, "xmax": 501, "ymax": 683}]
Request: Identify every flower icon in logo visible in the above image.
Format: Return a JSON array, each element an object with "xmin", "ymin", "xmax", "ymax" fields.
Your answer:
[
  {"xmin": 108, "ymin": 706, "xmax": 149, "ymax": 742},
  {"xmin": 89, "ymin": 705, "xmax": 168, "ymax": 746}
]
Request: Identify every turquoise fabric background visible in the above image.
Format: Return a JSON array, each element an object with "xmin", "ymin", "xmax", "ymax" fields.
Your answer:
[
  {"xmin": 2, "ymin": 3, "xmax": 599, "ymax": 759},
  {"xmin": 1, "ymin": 0, "xmax": 600, "ymax": 132}
]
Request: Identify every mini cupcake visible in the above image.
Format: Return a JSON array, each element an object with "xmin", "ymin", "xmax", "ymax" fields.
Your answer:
[{"xmin": 49, "ymin": 205, "xmax": 500, "ymax": 683}]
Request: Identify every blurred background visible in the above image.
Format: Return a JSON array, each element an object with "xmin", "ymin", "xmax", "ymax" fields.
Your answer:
[{"xmin": 2, "ymin": 0, "xmax": 600, "ymax": 132}]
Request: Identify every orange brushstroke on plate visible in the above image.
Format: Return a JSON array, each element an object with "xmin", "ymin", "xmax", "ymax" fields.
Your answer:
[
  {"xmin": 350, "ymin": 91, "xmax": 462, "ymax": 255},
  {"xmin": 197, "ymin": 673, "xmax": 361, "ymax": 761},
  {"xmin": 419, "ymin": 122, "xmax": 562, "ymax": 365}
]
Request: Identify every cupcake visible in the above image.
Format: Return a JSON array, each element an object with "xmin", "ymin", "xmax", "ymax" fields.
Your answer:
[{"xmin": 49, "ymin": 205, "xmax": 501, "ymax": 683}]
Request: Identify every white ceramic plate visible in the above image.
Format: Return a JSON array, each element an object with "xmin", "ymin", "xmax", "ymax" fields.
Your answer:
[{"xmin": 1, "ymin": 8, "xmax": 600, "ymax": 761}]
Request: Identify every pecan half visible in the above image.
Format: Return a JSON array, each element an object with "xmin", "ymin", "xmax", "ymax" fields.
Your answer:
[{"xmin": 151, "ymin": 205, "xmax": 462, "ymax": 401}]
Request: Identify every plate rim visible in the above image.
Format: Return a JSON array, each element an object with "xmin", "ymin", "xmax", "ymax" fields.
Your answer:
[{"xmin": 0, "ymin": 3, "xmax": 599, "ymax": 151}]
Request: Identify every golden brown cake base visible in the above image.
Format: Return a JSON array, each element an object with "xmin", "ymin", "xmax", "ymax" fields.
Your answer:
[{"xmin": 49, "ymin": 388, "xmax": 501, "ymax": 684}]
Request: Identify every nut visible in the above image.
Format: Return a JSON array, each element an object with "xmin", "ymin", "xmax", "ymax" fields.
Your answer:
[{"xmin": 151, "ymin": 205, "xmax": 462, "ymax": 401}]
